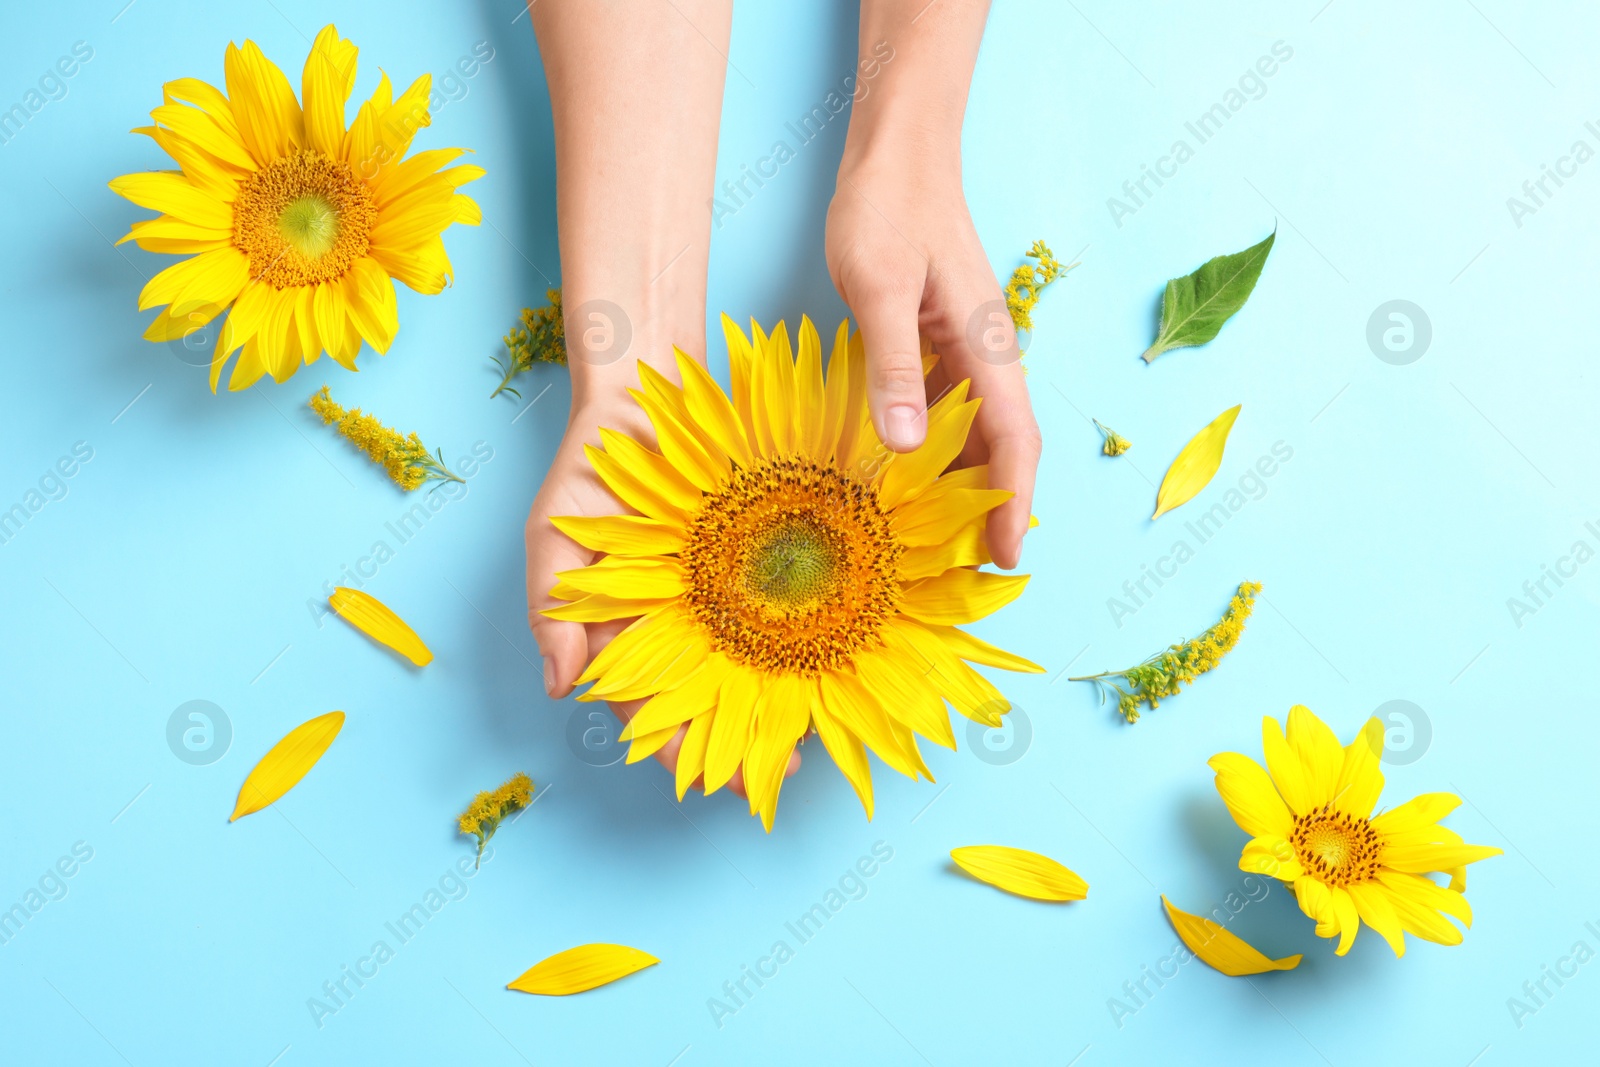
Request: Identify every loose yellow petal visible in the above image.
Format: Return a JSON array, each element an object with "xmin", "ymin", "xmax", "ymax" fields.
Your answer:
[
  {"xmin": 329, "ymin": 587, "xmax": 433, "ymax": 665},
  {"xmin": 230, "ymin": 711, "xmax": 345, "ymax": 821},
  {"xmin": 1152, "ymin": 404, "xmax": 1241, "ymax": 519},
  {"xmin": 506, "ymin": 944, "xmax": 659, "ymax": 996},
  {"xmin": 1162, "ymin": 896, "xmax": 1302, "ymax": 976},
  {"xmin": 950, "ymin": 845, "xmax": 1088, "ymax": 902}
]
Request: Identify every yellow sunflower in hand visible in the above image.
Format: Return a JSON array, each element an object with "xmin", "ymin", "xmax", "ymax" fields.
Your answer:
[
  {"xmin": 1211, "ymin": 706, "xmax": 1502, "ymax": 956},
  {"xmin": 546, "ymin": 316, "xmax": 1043, "ymax": 830},
  {"xmin": 110, "ymin": 25, "xmax": 482, "ymax": 391}
]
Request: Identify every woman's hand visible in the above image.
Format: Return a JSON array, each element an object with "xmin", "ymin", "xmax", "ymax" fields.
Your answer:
[
  {"xmin": 825, "ymin": 169, "xmax": 1039, "ymax": 569},
  {"xmin": 827, "ymin": 0, "xmax": 1037, "ymax": 570},
  {"xmin": 526, "ymin": 0, "xmax": 800, "ymax": 797},
  {"xmin": 525, "ymin": 380, "xmax": 799, "ymax": 798}
]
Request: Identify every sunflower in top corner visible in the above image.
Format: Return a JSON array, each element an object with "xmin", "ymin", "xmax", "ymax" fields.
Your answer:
[
  {"xmin": 546, "ymin": 316, "xmax": 1043, "ymax": 830},
  {"xmin": 110, "ymin": 25, "xmax": 482, "ymax": 392}
]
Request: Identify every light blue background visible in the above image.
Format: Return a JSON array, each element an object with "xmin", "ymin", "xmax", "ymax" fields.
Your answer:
[{"xmin": 1, "ymin": 1, "xmax": 1594, "ymax": 1064}]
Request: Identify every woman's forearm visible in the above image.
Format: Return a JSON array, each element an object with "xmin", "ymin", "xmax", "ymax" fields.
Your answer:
[
  {"xmin": 842, "ymin": 0, "xmax": 989, "ymax": 181},
  {"xmin": 531, "ymin": 0, "xmax": 732, "ymax": 404}
]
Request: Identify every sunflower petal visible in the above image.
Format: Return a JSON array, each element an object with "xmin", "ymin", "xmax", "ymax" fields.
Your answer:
[
  {"xmin": 597, "ymin": 428, "xmax": 701, "ymax": 516},
  {"xmin": 109, "ymin": 172, "xmax": 232, "ymax": 229},
  {"xmin": 676, "ymin": 348, "xmax": 754, "ymax": 468},
  {"xmin": 1347, "ymin": 881, "xmax": 1408, "ymax": 957},
  {"xmin": 1153, "ymin": 404, "xmax": 1241, "ymax": 519},
  {"xmin": 704, "ymin": 668, "xmax": 759, "ymax": 793},
  {"xmin": 1208, "ymin": 752, "xmax": 1293, "ymax": 840},
  {"xmin": 675, "ymin": 712, "xmax": 713, "ymax": 800},
  {"xmin": 557, "ymin": 555, "xmax": 683, "ymax": 600},
  {"xmin": 813, "ymin": 707, "xmax": 873, "ymax": 819},
  {"xmin": 329, "ymin": 587, "xmax": 432, "ymax": 666},
  {"xmin": 540, "ymin": 593, "xmax": 675, "ymax": 623},
  {"xmin": 922, "ymin": 624, "xmax": 1044, "ymax": 674},
  {"xmin": 951, "ymin": 846, "xmax": 1087, "ymax": 902},
  {"xmin": 879, "ymin": 386, "xmax": 978, "ymax": 509},
  {"xmin": 818, "ymin": 319, "xmax": 852, "ymax": 461},
  {"xmin": 1329, "ymin": 886, "xmax": 1362, "ymax": 955},
  {"xmin": 745, "ymin": 673, "xmax": 813, "ymax": 830},
  {"xmin": 1162, "ymin": 896, "xmax": 1301, "ymax": 976},
  {"xmin": 301, "ymin": 25, "xmax": 358, "ymax": 157},
  {"xmin": 1262, "ymin": 715, "xmax": 1316, "ymax": 815},
  {"xmin": 506, "ymin": 944, "xmax": 658, "ymax": 996},
  {"xmin": 1333, "ymin": 717, "xmax": 1386, "ymax": 817},
  {"xmin": 1286, "ymin": 704, "xmax": 1343, "ymax": 807},
  {"xmin": 224, "ymin": 40, "xmax": 304, "ymax": 165},
  {"xmin": 550, "ymin": 514, "xmax": 684, "ymax": 555},
  {"xmin": 898, "ymin": 569, "xmax": 1029, "ymax": 625},
  {"xmin": 149, "ymin": 102, "xmax": 257, "ymax": 170},
  {"xmin": 230, "ymin": 711, "xmax": 345, "ymax": 821},
  {"xmin": 820, "ymin": 670, "xmax": 921, "ymax": 782},
  {"xmin": 618, "ymin": 653, "xmax": 731, "ymax": 739}
]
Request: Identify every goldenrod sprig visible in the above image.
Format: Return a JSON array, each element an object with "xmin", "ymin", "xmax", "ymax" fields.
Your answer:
[
  {"xmin": 457, "ymin": 771, "xmax": 534, "ymax": 868},
  {"xmin": 1093, "ymin": 418, "xmax": 1131, "ymax": 456},
  {"xmin": 494, "ymin": 289, "xmax": 566, "ymax": 398},
  {"xmin": 1004, "ymin": 239, "xmax": 1074, "ymax": 337},
  {"xmin": 1071, "ymin": 581, "xmax": 1261, "ymax": 723},
  {"xmin": 309, "ymin": 385, "xmax": 463, "ymax": 492}
]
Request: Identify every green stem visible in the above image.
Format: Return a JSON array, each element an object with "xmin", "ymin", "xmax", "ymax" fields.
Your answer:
[
  {"xmin": 420, "ymin": 448, "xmax": 465, "ymax": 486},
  {"xmin": 490, "ymin": 360, "xmax": 522, "ymax": 399}
]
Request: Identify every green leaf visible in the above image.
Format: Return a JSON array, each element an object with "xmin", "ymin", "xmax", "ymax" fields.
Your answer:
[{"xmin": 1141, "ymin": 229, "xmax": 1275, "ymax": 363}]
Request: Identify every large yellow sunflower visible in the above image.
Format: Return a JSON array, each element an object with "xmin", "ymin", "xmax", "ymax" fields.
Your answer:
[
  {"xmin": 109, "ymin": 25, "xmax": 482, "ymax": 392},
  {"xmin": 546, "ymin": 316, "xmax": 1043, "ymax": 830},
  {"xmin": 1211, "ymin": 706, "xmax": 1502, "ymax": 956}
]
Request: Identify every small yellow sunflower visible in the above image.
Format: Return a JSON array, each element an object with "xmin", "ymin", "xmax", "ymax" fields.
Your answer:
[
  {"xmin": 546, "ymin": 316, "xmax": 1043, "ymax": 830},
  {"xmin": 109, "ymin": 25, "xmax": 482, "ymax": 392},
  {"xmin": 1210, "ymin": 706, "xmax": 1502, "ymax": 957}
]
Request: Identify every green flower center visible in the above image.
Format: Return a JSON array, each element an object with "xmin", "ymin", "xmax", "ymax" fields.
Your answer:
[
  {"xmin": 278, "ymin": 194, "xmax": 341, "ymax": 259},
  {"xmin": 743, "ymin": 517, "xmax": 840, "ymax": 611}
]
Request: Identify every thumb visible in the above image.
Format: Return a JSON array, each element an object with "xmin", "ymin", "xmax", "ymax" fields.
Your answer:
[
  {"xmin": 850, "ymin": 276, "xmax": 928, "ymax": 452},
  {"xmin": 526, "ymin": 513, "xmax": 592, "ymax": 699}
]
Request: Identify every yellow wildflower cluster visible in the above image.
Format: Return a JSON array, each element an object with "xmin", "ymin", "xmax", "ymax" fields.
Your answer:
[
  {"xmin": 494, "ymin": 289, "xmax": 566, "ymax": 398},
  {"xmin": 309, "ymin": 386, "xmax": 462, "ymax": 492},
  {"xmin": 1094, "ymin": 418, "xmax": 1131, "ymax": 457},
  {"xmin": 458, "ymin": 771, "xmax": 534, "ymax": 867},
  {"xmin": 1072, "ymin": 582, "xmax": 1261, "ymax": 723},
  {"xmin": 1004, "ymin": 240, "xmax": 1072, "ymax": 335}
]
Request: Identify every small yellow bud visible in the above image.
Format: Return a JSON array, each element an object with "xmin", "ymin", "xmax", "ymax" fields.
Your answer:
[{"xmin": 1094, "ymin": 419, "xmax": 1131, "ymax": 457}]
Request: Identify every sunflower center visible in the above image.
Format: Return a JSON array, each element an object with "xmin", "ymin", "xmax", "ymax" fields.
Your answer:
[
  {"xmin": 680, "ymin": 456, "xmax": 901, "ymax": 675},
  {"xmin": 232, "ymin": 150, "xmax": 375, "ymax": 288},
  {"xmin": 278, "ymin": 194, "xmax": 340, "ymax": 258},
  {"xmin": 1290, "ymin": 804, "xmax": 1381, "ymax": 887},
  {"xmin": 744, "ymin": 518, "xmax": 839, "ymax": 610}
]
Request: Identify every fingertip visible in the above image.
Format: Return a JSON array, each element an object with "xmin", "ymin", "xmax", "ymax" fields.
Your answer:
[
  {"xmin": 531, "ymin": 618, "xmax": 585, "ymax": 698},
  {"xmin": 784, "ymin": 747, "xmax": 801, "ymax": 778},
  {"xmin": 878, "ymin": 402, "xmax": 927, "ymax": 452},
  {"xmin": 987, "ymin": 503, "xmax": 1027, "ymax": 570}
]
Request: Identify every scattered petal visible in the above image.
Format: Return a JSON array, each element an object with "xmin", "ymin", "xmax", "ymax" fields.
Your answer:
[
  {"xmin": 507, "ymin": 944, "xmax": 659, "ymax": 996},
  {"xmin": 1153, "ymin": 404, "xmax": 1241, "ymax": 519},
  {"xmin": 950, "ymin": 845, "xmax": 1088, "ymax": 902},
  {"xmin": 1163, "ymin": 896, "xmax": 1301, "ymax": 976},
  {"xmin": 330, "ymin": 586, "xmax": 433, "ymax": 665},
  {"xmin": 230, "ymin": 711, "xmax": 345, "ymax": 821}
]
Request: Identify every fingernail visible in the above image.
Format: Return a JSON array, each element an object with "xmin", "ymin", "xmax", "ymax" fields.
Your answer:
[
  {"xmin": 884, "ymin": 404, "xmax": 925, "ymax": 449},
  {"xmin": 542, "ymin": 657, "xmax": 556, "ymax": 696}
]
